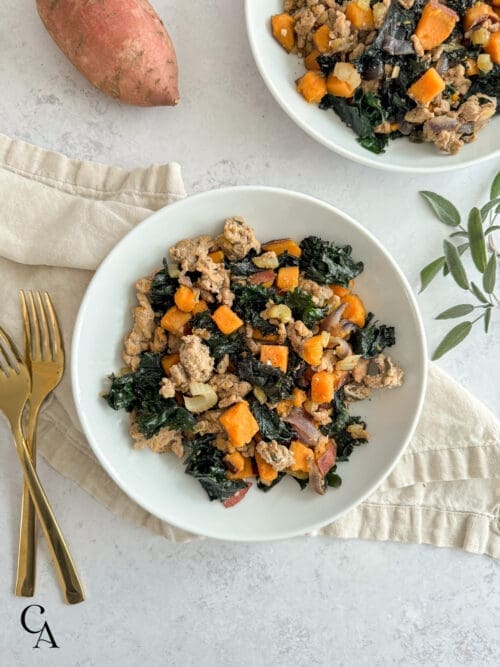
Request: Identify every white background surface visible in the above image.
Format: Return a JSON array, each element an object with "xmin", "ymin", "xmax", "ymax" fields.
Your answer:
[{"xmin": 0, "ymin": 1, "xmax": 499, "ymax": 665}]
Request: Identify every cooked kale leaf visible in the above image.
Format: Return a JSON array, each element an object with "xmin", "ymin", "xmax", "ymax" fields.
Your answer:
[
  {"xmin": 321, "ymin": 90, "xmax": 388, "ymax": 154},
  {"xmin": 257, "ymin": 472, "xmax": 286, "ymax": 492},
  {"xmin": 149, "ymin": 260, "xmax": 178, "ymax": 312},
  {"xmin": 467, "ymin": 66, "xmax": 500, "ymax": 108},
  {"xmin": 232, "ymin": 283, "xmax": 277, "ymax": 335},
  {"xmin": 192, "ymin": 311, "xmax": 245, "ymax": 361},
  {"xmin": 292, "ymin": 475, "xmax": 309, "ymax": 490},
  {"xmin": 277, "ymin": 252, "xmax": 300, "ymax": 268},
  {"xmin": 237, "ymin": 355, "xmax": 294, "ymax": 402},
  {"xmin": 228, "ymin": 249, "xmax": 261, "ymax": 276},
  {"xmin": 322, "ymin": 390, "xmax": 366, "ymax": 461},
  {"xmin": 300, "ymin": 236, "xmax": 364, "ymax": 287},
  {"xmin": 326, "ymin": 465, "xmax": 342, "ymax": 488},
  {"xmin": 250, "ymin": 400, "xmax": 293, "ymax": 444},
  {"xmin": 317, "ymin": 53, "xmax": 341, "ymax": 76},
  {"xmin": 103, "ymin": 353, "xmax": 195, "ymax": 439},
  {"xmin": 184, "ymin": 434, "xmax": 247, "ymax": 502},
  {"xmin": 279, "ymin": 288, "xmax": 328, "ymax": 328},
  {"xmin": 351, "ymin": 313, "xmax": 396, "ymax": 358}
]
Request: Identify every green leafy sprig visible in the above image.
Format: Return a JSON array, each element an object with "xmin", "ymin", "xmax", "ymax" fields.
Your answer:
[{"xmin": 419, "ymin": 173, "xmax": 499, "ymax": 360}]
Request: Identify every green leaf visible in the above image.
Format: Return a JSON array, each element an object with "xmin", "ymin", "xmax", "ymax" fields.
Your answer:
[
  {"xmin": 432, "ymin": 321, "xmax": 472, "ymax": 360},
  {"xmin": 443, "ymin": 243, "xmax": 469, "ymax": 276},
  {"xmin": 419, "ymin": 256, "xmax": 445, "ymax": 292},
  {"xmin": 420, "ymin": 191, "xmax": 461, "ymax": 226},
  {"xmin": 443, "ymin": 240, "xmax": 469, "ymax": 290},
  {"xmin": 480, "ymin": 198, "xmax": 500, "ymax": 220},
  {"xmin": 483, "ymin": 253, "xmax": 497, "ymax": 294},
  {"xmin": 449, "ymin": 231, "xmax": 469, "ymax": 238},
  {"xmin": 484, "ymin": 308, "xmax": 492, "ymax": 333},
  {"xmin": 470, "ymin": 281, "xmax": 489, "ymax": 304},
  {"xmin": 435, "ymin": 304, "xmax": 474, "ymax": 319},
  {"xmin": 490, "ymin": 172, "xmax": 500, "ymax": 200},
  {"xmin": 485, "ymin": 225, "xmax": 500, "ymax": 236},
  {"xmin": 468, "ymin": 207, "xmax": 487, "ymax": 273}
]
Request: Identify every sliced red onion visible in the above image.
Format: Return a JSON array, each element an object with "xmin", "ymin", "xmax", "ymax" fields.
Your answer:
[
  {"xmin": 426, "ymin": 116, "xmax": 460, "ymax": 133},
  {"xmin": 284, "ymin": 409, "xmax": 322, "ymax": 447},
  {"xmin": 308, "ymin": 458, "xmax": 326, "ymax": 495},
  {"xmin": 329, "ymin": 336, "xmax": 352, "ymax": 359},
  {"xmin": 340, "ymin": 321, "xmax": 357, "ymax": 336},
  {"xmin": 223, "ymin": 483, "xmax": 251, "ymax": 508},
  {"xmin": 320, "ymin": 303, "xmax": 347, "ymax": 332},
  {"xmin": 316, "ymin": 441, "xmax": 337, "ymax": 476}
]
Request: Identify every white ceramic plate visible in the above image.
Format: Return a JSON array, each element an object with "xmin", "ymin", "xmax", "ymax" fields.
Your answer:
[
  {"xmin": 72, "ymin": 186, "xmax": 427, "ymax": 541},
  {"xmin": 245, "ymin": 0, "xmax": 500, "ymax": 173}
]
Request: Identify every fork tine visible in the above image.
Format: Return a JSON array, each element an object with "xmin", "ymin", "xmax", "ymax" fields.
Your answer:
[
  {"xmin": 27, "ymin": 291, "xmax": 42, "ymax": 361},
  {"xmin": 0, "ymin": 326, "xmax": 21, "ymax": 372},
  {"xmin": 43, "ymin": 292, "xmax": 63, "ymax": 359},
  {"xmin": 20, "ymin": 291, "xmax": 32, "ymax": 361},
  {"xmin": 35, "ymin": 291, "xmax": 51, "ymax": 361}
]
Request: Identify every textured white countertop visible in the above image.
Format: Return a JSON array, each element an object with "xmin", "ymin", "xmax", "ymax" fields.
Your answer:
[{"xmin": 0, "ymin": 1, "xmax": 499, "ymax": 664}]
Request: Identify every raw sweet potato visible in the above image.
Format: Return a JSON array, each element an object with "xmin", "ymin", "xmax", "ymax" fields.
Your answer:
[
  {"xmin": 407, "ymin": 67, "xmax": 445, "ymax": 106},
  {"xmin": 261, "ymin": 239, "xmax": 302, "ymax": 258},
  {"xmin": 271, "ymin": 13, "xmax": 296, "ymax": 53},
  {"xmin": 36, "ymin": 0, "xmax": 179, "ymax": 106},
  {"xmin": 415, "ymin": 1, "xmax": 458, "ymax": 51},
  {"xmin": 219, "ymin": 401, "xmax": 259, "ymax": 448},
  {"xmin": 212, "ymin": 305, "xmax": 244, "ymax": 335},
  {"xmin": 296, "ymin": 71, "xmax": 327, "ymax": 104},
  {"xmin": 260, "ymin": 345, "xmax": 289, "ymax": 373}
]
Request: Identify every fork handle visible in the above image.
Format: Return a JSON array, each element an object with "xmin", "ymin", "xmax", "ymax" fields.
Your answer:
[
  {"xmin": 12, "ymin": 423, "xmax": 85, "ymax": 605},
  {"xmin": 15, "ymin": 415, "xmax": 38, "ymax": 597}
]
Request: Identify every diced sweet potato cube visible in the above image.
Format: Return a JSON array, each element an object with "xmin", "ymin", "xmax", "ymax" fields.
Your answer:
[
  {"xmin": 341, "ymin": 293, "xmax": 366, "ymax": 328},
  {"xmin": 463, "ymin": 2, "xmax": 498, "ymax": 30},
  {"xmin": 326, "ymin": 75, "xmax": 356, "ymax": 98},
  {"xmin": 161, "ymin": 353, "xmax": 180, "ymax": 375},
  {"xmin": 261, "ymin": 238, "xmax": 302, "ymax": 258},
  {"xmin": 313, "ymin": 24, "xmax": 331, "ymax": 53},
  {"xmin": 301, "ymin": 335, "xmax": 325, "ymax": 366},
  {"xmin": 276, "ymin": 266, "xmax": 299, "ymax": 291},
  {"xmin": 224, "ymin": 451, "xmax": 245, "ymax": 473},
  {"xmin": 407, "ymin": 67, "xmax": 445, "ymax": 106},
  {"xmin": 345, "ymin": 2, "xmax": 374, "ymax": 30},
  {"xmin": 192, "ymin": 300, "xmax": 209, "ymax": 314},
  {"xmin": 311, "ymin": 371, "xmax": 335, "ymax": 404},
  {"xmin": 255, "ymin": 451, "xmax": 278, "ymax": 485},
  {"xmin": 212, "ymin": 305, "xmax": 244, "ymax": 335},
  {"xmin": 296, "ymin": 71, "xmax": 327, "ymax": 104},
  {"xmin": 174, "ymin": 285, "xmax": 197, "ymax": 313},
  {"xmin": 160, "ymin": 306, "xmax": 191, "ymax": 334},
  {"xmin": 485, "ymin": 31, "xmax": 500, "ymax": 64},
  {"xmin": 226, "ymin": 455, "xmax": 254, "ymax": 480},
  {"xmin": 272, "ymin": 13, "xmax": 296, "ymax": 53},
  {"xmin": 260, "ymin": 345, "xmax": 289, "ymax": 373},
  {"xmin": 290, "ymin": 440, "xmax": 314, "ymax": 473},
  {"xmin": 208, "ymin": 250, "xmax": 224, "ymax": 264},
  {"xmin": 219, "ymin": 401, "xmax": 259, "ymax": 448},
  {"xmin": 292, "ymin": 387, "xmax": 307, "ymax": 407},
  {"xmin": 415, "ymin": 1, "xmax": 458, "ymax": 51},
  {"xmin": 330, "ymin": 280, "xmax": 354, "ymax": 298},
  {"xmin": 304, "ymin": 49, "xmax": 321, "ymax": 71}
]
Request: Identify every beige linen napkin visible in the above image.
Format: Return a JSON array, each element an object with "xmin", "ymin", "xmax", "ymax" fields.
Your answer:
[{"xmin": 1, "ymin": 133, "xmax": 499, "ymax": 556}]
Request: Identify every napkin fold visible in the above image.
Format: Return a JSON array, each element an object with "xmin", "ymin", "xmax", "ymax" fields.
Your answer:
[{"xmin": 1, "ymin": 133, "xmax": 499, "ymax": 556}]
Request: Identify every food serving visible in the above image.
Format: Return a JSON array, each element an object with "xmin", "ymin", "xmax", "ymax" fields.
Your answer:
[
  {"xmin": 103, "ymin": 217, "xmax": 404, "ymax": 508},
  {"xmin": 271, "ymin": 0, "xmax": 499, "ymax": 155}
]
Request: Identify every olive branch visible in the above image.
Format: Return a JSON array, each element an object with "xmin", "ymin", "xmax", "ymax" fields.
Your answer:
[{"xmin": 419, "ymin": 171, "xmax": 499, "ymax": 360}]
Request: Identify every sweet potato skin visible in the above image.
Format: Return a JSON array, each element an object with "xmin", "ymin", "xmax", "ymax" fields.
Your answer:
[{"xmin": 36, "ymin": 0, "xmax": 179, "ymax": 106}]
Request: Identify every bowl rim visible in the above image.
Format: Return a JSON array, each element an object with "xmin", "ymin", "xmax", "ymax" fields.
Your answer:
[
  {"xmin": 244, "ymin": 0, "xmax": 500, "ymax": 174},
  {"xmin": 71, "ymin": 185, "xmax": 428, "ymax": 541}
]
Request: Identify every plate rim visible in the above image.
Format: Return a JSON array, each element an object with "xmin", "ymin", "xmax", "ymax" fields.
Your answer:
[
  {"xmin": 244, "ymin": 0, "xmax": 500, "ymax": 174},
  {"xmin": 71, "ymin": 185, "xmax": 428, "ymax": 541}
]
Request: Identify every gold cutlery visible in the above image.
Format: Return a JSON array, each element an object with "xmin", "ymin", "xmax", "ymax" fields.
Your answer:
[
  {"xmin": 0, "ymin": 325, "xmax": 85, "ymax": 605},
  {"xmin": 15, "ymin": 292, "xmax": 65, "ymax": 598}
]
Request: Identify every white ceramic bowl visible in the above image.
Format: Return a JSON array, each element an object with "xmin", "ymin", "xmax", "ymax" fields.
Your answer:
[
  {"xmin": 245, "ymin": 0, "xmax": 500, "ymax": 173},
  {"xmin": 72, "ymin": 186, "xmax": 427, "ymax": 541}
]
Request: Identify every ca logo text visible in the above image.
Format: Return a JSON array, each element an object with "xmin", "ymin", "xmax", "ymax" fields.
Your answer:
[{"xmin": 20, "ymin": 605, "xmax": 59, "ymax": 649}]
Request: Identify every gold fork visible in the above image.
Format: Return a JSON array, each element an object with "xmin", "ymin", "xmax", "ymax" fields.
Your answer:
[
  {"xmin": 16, "ymin": 291, "xmax": 65, "ymax": 598},
  {"xmin": 0, "ymin": 326, "xmax": 85, "ymax": 605}
]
